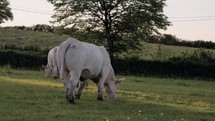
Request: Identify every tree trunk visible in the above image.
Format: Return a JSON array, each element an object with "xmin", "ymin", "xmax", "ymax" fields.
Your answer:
[
  {"xmin": 101, "ymin": 2, "xmax": 115, "ymax": 61},
  {"xmin": 107, "ymin": 37, "xmax": 115, "ymax": 61}
]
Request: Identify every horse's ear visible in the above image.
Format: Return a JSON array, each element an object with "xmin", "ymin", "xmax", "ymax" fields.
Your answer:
[{"xmin": 115, "ymin": 78, "xmax": 125, "ymax": 84}]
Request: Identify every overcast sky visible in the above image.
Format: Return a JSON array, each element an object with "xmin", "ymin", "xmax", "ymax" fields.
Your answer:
[{"xmin": 1, "ymin": 0, "xmax": 215, "ymax": 42}]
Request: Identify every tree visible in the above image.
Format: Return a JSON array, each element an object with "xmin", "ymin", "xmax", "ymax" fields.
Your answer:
[
  {"xmin": 0, "ymin": 0, "xmax": 13, "ymax": 24},
  {"xmin": 48, "ymin": 0, "xmax": 170, "ymax": 59},
  {"xmin": 32, "ymin": 24, "xmax": 54, "ymax": 32},
  {"xmin": 160, "ymin": 34, "xmax": 179, "ymax": 45}
]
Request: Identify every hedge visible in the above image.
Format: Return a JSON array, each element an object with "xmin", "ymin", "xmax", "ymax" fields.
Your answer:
[
  {"xmin": 0, "ymin": 50, "xmax": 214, "ymax": 78},
  {"xmin": 112, "ymin": 59, "xmax": 215, "ymax": 78},
  {"xmin": 0, "ymin": 50, "xmax": 46, "ymax": 69}
]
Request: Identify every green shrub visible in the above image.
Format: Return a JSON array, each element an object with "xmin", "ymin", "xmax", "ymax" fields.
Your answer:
[
  {"xmin": 113, "ymin": 58, "xmax": 215, "ymax": 78},
  {"xmin": 0, "ymin": 50, "xmax": 47, "ymax": 69},
  {"xmin": 169, "ymin": 49, "xmax": 215, "ymax": 65},
  {"xmin": 0, "ymin": 44, "xmax": 49, "ymax": 54}
]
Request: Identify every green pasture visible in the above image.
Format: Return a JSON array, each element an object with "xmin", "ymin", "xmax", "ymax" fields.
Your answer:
[
  {"xmin": 1, "ymin": 29, "xmax": 215, "ymax": 61},
  {"xmin": 0, "ymin": 29, "xmax": 68, "ymax": 49},
  {"xmin": 127, "ymin": 42, "xmax": 215, "ymax": 61},
  {"xmin": 0, "ymin": 68, "xmax": 214, "ymax": 121}
]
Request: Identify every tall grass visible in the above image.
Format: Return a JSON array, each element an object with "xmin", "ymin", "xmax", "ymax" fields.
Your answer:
[{"xmin": 0, "ymin": 68, "xmax": 214, "ymax": 121}]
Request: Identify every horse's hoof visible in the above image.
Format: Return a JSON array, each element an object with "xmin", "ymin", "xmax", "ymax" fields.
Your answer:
[
  {"xmin": 67, "ymin": 98, "xmax": 75, "ymax": 104},
  {"xmin": 66, "ymin": 94, "xmax": 75, "ymax": 104},
  {"xmin": 97, "ymin": 95, "xmax": 103, "ymax": 101},
  {"xmin": 75, "ymin": 93, "xmax": 81, "ymax": 99}
]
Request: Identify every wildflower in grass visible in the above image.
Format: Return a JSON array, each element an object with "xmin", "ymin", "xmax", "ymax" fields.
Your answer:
[
  {"xmin": 127, "ymin": 117, "xmax": 130, "ymax": 120},
  {"xmin": 160, "ymin": 113, "xmax": 164, "ymax": 116},
  {"xmin": 137, "ymin": 110, "xmax": 142, "ymax": 116},
  {"xmin": 105, "ymin": 117, "xmax": 109, "ymax": 121}
]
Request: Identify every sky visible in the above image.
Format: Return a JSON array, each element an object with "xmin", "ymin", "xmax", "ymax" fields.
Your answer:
[{"xmin": 1, "ymin": 0, "xmax": 215, "ymax": 42}]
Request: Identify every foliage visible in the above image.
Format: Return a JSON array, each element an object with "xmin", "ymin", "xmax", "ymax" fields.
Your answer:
[
  {"xmin": 148, "ymin": 34, "xmax": 215, "ymax": 49},
  {"xmin": 0, "ymin": 0, "xmax": 13, "ymax": 24},
  {"xmin": 177, "ymin": 40, "xmax": 215, "ymax": 49},
  {"xmin": 0, "ymin": 49, "xmax": 47, "ymax": 69},
  {"xmin": 169, "ymin": 49, "xmax": 215, "ymax": 65},
  {"xmin": 0, "ymin": 68, "xmax": 214, "ymax": 121},
  {"xmin": 32, "ymin": 24, "xmax": 54, "ymax": 32},
  {"xmin": 1, "ymin": 24, "xmax": 54, "ymax": 32},
  {"xmin": 0, "ymin": 44, "xmax": 48, "ymax": 53},
  {"xmin": 160, "ymin": 34, "xmax": 179, "ymax": 45},
  {"xmin": 48, "ymin": 0, "xmax": 170, "ymax": 59},
  {"xmin": 113, "ymin": 58, "xmax": 215, "ymax": 78}
]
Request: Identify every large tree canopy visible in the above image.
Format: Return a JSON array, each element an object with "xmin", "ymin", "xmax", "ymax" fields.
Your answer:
[
  {"xmin": 48, "ymin": 0, "xmax": 170, "ymax": 59},
  {"xmin": 0, "ymin": 0, "xmax": 13, "ymax": 24}
]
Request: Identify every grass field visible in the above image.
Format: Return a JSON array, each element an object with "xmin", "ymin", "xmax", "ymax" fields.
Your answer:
[
  {"xmin": 0, "ymin": 68, "xmax": 214, "ymax": 121},
  {"xmin": 0, "ymin": 29, "xmax": 68, "ymax": 49},
  {"xmin": 1, "ymin": 29, "xmax": 215, "ymax": 61}
]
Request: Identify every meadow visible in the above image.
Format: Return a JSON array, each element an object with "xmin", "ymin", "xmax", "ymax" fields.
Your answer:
[
  {"xmin": 0, "ymin": 29, "xmax": 68, "ymax": 49},
  {"xmin": 1, "ymin": 29, "xmax": 215, "ymax": 61},
  {"xmin": 0, "ymin": 29, "xmax": 215, "ymax": 120},
  {"xmin": 0, "ymin": 68, "xmax": 214, "ymax": 121}
]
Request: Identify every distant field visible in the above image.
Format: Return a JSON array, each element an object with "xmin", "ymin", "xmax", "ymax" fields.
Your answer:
[
  {"xmin": 0, "ymin": 29, "xmax": 68, "ymax": 49},
  {"xmin": 128, "ymin": 42, "xmax": 215, "ymax": 61},
  {"xmin": 1, "ymin": 29, "xmax": 215, "ymax": 61},
  {"xmin": 0, "ymin": 68, "xmax": 214, "ymax": 121}
]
